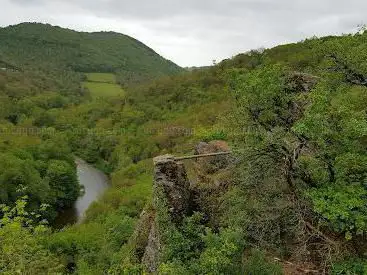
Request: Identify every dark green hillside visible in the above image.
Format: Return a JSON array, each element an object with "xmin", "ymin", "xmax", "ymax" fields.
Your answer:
[
  {"xmin": 0, "ymin": 23, "xmax": 183, "ymax": 128},
  {"xmin": 0, "ymin": 22, "xmax": 183, "ymax": 249},
  {"xmin": 0, "ymin": 23, "xmax": 182, "ymax": 83}
]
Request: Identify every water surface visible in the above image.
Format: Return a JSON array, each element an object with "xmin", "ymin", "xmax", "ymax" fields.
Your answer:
[{"xmin": 54, "ymin": 159, "xmax": 109, "ymax": 227}]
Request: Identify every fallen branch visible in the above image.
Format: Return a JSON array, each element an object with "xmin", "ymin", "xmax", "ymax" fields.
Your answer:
[
  {"xmin": 274, "ymin": 257, "xmax": 320, "ymax": 274},
  {"xmin": 174, "ymin": 151, "xmax": 232, "ymax": 161},
  {"xmin": 305, "ymin": 221, "xmax": 336, "ymax": 246}
]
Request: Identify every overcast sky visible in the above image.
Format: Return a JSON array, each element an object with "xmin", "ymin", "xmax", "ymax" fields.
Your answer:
[{"xmin": 0, "ymin": 0, "xmax": 365, "ymax": 67}]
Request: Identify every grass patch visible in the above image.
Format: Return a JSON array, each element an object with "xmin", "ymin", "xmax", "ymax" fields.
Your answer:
[
  {"xmin": 83, "ymin": 82, "xmax": 125, "ymax": 98},
  {"xmin": 85, "ymin": 73, "xmax": 116, "ymax": 83}
]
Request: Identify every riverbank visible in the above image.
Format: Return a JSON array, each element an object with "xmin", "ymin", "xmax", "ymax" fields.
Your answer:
[{"xmin": 54, "ymin": 158, "xmax": 110, "ymax": 228}]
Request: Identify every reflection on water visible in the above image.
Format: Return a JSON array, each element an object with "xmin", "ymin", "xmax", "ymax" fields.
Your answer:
[{"xmin": 54, "ymin": 159, "xmax": 109, "ymax": 228}]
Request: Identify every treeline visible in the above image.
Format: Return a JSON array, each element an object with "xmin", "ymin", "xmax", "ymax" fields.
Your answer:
[
  {"xmin": 0, "ymin": 66, "xmax": 85, "ymax": 224},
  {"xmin": 0, "ymin": 137, "xmax": 79, "ymax": 222}
]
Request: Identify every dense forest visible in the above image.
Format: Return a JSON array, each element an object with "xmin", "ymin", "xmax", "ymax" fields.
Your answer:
[
  {"xmin": 0, "ymin": 23, "xmax": 182, "ymax": 85},
  {"xmin": 0, "ymin": 23, "xmax": 367, "ymax": 274}
]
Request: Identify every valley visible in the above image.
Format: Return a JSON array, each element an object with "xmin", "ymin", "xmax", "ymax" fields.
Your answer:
[{"xmin": 0, "ymin": 23, "xmax": 366, "ymax": 274}]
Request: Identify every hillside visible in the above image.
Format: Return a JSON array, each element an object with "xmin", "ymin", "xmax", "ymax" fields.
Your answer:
[
  {"xmin": 0, "ymin": 23, "xmax": 182, "ymax": 84},
  {"xmin": 0, "ymin": 23, "xmax": 182, "ymax": 248},
  {"xmin": 0, "ymin": 27, "xmax": 366, "ymax": 275}
]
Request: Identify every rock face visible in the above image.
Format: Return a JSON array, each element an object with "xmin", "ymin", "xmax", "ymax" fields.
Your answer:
[
  {"xmin": 141, "ymin": 219, "xmax": 161, "ymax": 274},
  {"xmin": 288, "ymin": 72, "xmax": 319, "ymax": 93},
  {"xmin": 142, "ymin": 155, "xmax": 191, "ymax": 273},
  {"xmin": 153, "ymin": 155, "xmax": 191, "ymax": 222},
  {"xmin": 128, "ymin": 209, "xmax": 155, "ymax": 264},
  {"xmin": 142, "ymin": 149, "xmax": 232, "ymax": 272}
]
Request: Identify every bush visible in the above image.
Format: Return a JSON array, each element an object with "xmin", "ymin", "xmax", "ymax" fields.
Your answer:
[
  {"xmin": 332, "ymin": 258, "xmax": 367, "ymax": 275},
  {"xmin": 243, "ymin": 249, "xmax": 283, "ymax": 275}
]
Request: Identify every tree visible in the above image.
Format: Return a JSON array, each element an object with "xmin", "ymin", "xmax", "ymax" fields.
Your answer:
[
  {"xmin": 0, "ymin": 197, "xmax": 64, "ymax": 274},
  {"xmin": 46, "ymin": 160, "xmax": 79, "ymax": 209}
]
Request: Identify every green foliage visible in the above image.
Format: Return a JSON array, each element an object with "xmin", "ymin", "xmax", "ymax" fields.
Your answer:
[
  {"xmin": 49, "ymin": 214, "xmax": 136, "ymax": 273},
  {"xmin": 0, "ymin": 70, "xmax": 81, "ymax": 126},
  {"xmin": 154, "ymin": 179, "xmax": 245, "ymax": 274},
  {"xmin": 293, "ymin": 78, "xmax": 367, "ymax": 236},
  {"xmin": 243, "ymin": 249, "xmax": 283, "ymax": 275},
  {"xmin": 193, "ymin": 228, "xmax": 244, "ymax": 274},
  {"xmin": 201, "ymin": 129, "xmax": 228, "ymax": 142},
  {"xmin": 0, "ymin": 137, "xmax": 79, "ymax": 222},
  {"xmin": 308, "ymin": 183, "xmax": 367, "ymax": 238},
  {"xmin": 40, "ymin": 161, "xmax": 153, "ymax": 273},
  {"xmin": 158, "ymin": 213, "xmax": 244, "ymax": 275},
  {"xmin": 162, "ymin": 213, "xmax": 206, "ymax": 263},
  {"xmin": 230, "ymin": 64, "xmax": 290, "ymax": 128},
  {"xmin": 332, "ymin": 258, "xmax": 367, "ymax": 275},
  {"xmin": 0, "ymin": 197, "xmax": 63, "ymax": 274},
  {"xmin": 46, "ymin": 159, "xmax": 79, "ymax": 208},
  {"xmin": 223, "ymin": 29, "xmax": 367, "ymax": 273}
]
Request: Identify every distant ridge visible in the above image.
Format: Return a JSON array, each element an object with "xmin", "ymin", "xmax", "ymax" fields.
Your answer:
[{"xmin": 0, "ymin": 22, "xmax": 183, "ymax": 84}]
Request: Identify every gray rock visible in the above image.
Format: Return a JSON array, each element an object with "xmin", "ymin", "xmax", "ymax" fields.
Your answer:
[
  {"xmin": 153, "ymin": 154, "xmax": 191, "ymax": 223},
  {"xmin": 142, "ymin": 155, "xmax": 191, "ymax": 273}
]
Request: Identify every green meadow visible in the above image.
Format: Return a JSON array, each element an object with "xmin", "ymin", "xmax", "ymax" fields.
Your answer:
[{"xmin": 83, "ymin": 73, "xmax": 125, "ymax": 98}]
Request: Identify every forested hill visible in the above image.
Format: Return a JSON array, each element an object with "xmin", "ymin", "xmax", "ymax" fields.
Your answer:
[{"xmin": 0, "ymin": 23, "xmax": 182, "ymax": 84}]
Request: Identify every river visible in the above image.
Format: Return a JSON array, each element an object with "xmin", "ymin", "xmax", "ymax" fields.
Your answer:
[{"xmin": 54, "ymin": 159, "xmax": 109, "ymax": 227}]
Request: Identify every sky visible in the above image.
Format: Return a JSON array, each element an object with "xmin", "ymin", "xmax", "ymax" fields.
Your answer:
[{"xmin": 0, "ymin": 0, "xmax": 366, "ymax": 67}]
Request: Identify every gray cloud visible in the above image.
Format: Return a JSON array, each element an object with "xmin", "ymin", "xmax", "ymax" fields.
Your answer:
[{"xmin": 2, "ymin": 0, "xmax": 366, "ymax": 66}]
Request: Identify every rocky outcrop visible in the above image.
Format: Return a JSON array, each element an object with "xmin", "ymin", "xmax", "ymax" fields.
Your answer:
[
  {"xmin": 142, "ymin": 155, "xmax": 191, "ymax": 273},
  {"xmin": 141, "ymin": 147, "xmax": 233, "ymax": 272},
  {"xmin": 287, "ymin": 72, "xmax": 319, "ymax": 93},
  {"xmin": 153, "ymin": 155, "xmax": 191, "ymax": 222}
]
